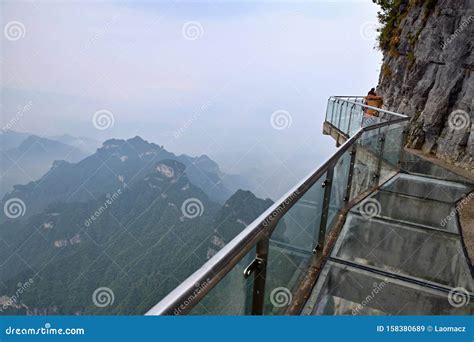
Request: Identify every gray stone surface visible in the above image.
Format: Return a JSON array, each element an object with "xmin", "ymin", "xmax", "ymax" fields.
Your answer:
[{"xmin": 377, "ymin": 0, "xmax": 474, "ymax": 173}]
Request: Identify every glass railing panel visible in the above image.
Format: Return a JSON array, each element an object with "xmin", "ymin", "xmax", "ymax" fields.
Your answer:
[
  {"xmin": 350, "ymin": 129, "xmax": 383, "ymax": 200},
  {"xmin": 379, "ymin": 122, "xmax": 406, "ymax": 184},
  {"xmin": 335, "ymin": 102, "xmax": 345, "ymax": 133},
  {"xmin": 326, "ymin": 150, "xmax": 351, "ymax": 235},
  {"xmin": 345, "ymin": 105, "xmax": 353, "ymax": 134},
  {"xmin": 263, "ymin": 172, "xmax": 327, "ymax": 314},
  {"xmin": 325, "ymin": 98, "xmax": 334, "ymax": 123},
  {"xmin": 361, "ymin": 114, "xmax": 383, "ymax": 128},
  {"xmin": 331, "ymin": 99, "xmax": 339, "ymax": 126},
  {"xmin": 348, "ymin": 105, "xmax": 363, "ymax": 136},
  {"xmin": 189, "ymin": 249, "xmax": 255, "ymax": 315},
  {"xmin": 329, "ymin": 100, "xmax": 337, "ymax": 126},
  {"xmin": 326, "ymin": 97, "xmax": 407, "ymax": 138},
  {"xmin": 341, "ymin": 104, "xmax": 350, "ymax": 135},
  {"xmin": 332, "ymin": 101, "xmax": 340, "ymax": 128}
]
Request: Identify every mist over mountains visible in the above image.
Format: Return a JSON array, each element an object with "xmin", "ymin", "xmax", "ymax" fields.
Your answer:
[{"xmin": 1, "ymin": 133, "xmax": 253, "ymax": 217}]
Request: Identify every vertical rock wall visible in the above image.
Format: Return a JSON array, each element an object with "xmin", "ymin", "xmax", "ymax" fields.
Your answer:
[{"xmin": 376, "ymin": 0, "xmax": 473, "ymax": 172}]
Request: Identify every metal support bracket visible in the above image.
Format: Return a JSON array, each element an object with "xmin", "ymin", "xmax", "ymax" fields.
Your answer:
[
  {"xmin": 243, "ymin": 257, "xmax": 264, "ymax": 278},
  {"xmin": 249, "ymin": 237, "xmax": 269, "ymax": 315},
  {"xmin": 314, "ymin": 166, "xmax": 334, "ymax": 259}
]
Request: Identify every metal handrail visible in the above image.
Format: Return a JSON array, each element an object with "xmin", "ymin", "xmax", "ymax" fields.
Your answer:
[
  {"xmin": 147, "ymin": 130, "xmax": 363, "ymax": 315},
  {"xmin": 329, "ymin": 96, "xmax": 407, "ymax": 119},
  {"xmin": 146, "ymin": 97, "xmax": 409, "ymax": 316}
]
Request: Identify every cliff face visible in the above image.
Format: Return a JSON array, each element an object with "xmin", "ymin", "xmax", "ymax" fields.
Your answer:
[{"xmin": 376, "ymin": 0, "xmax": 473, "ymax": 172}]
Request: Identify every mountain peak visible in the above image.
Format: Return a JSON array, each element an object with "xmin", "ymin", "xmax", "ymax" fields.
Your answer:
[
  {"xmin": 100, "ymin": 136, "xmax": 161, "ymax": 153},
  {"xmin": 225, "ymin": 189, "xmax": 270, "ymax": 206},
  {"xmin": 127, "ymin": 136, "xmax": 147, "ymax": 144},
  {"xmin": 206, "ymin": 189, "xmax": 274, "ymax": 258}
]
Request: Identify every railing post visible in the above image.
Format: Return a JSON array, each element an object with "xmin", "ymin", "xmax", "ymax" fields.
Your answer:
[
  {"xmin": 313, "ymin": 165, "xmax": 334, "ymax": 259},
  {"xmin": 250, "ymin": 236, "xmax": 269, "ymax": 315},
  {"xmin": 344, "ymin": 144, "xmax": 357, "ymax": 202}
]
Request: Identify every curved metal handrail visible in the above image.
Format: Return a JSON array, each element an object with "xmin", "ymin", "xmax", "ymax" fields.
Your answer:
[
  {"xmin": 146, "ymin": 97, "xmax": 409, "ymax": 316},
  {"xmin": 329, "ymin": 96, "xmax": 407, "ymax": 119},
  {"xmin": 146, "ymin": 129, "xmax": 365, "ymax": 316}
]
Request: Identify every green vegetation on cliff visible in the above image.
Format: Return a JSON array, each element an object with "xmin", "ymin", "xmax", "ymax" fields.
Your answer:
[{"xmin": 373, "ymin": 0, "xmax": 437, "ymax": 52}]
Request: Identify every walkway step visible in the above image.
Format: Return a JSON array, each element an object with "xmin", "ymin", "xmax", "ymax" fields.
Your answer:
[
  {"xmin": 302, "ymin": 261, "xmax": 473, "ymax": 315},
  {"xmin": 352, "ymin": 190, "xmax": 460, "ymax": 234},
  {"xmin": 382, "ymin": 173, "xmax": 471, "ymax": 203},
  {"xmin": 331, "ymin": 213, "xmax": 473, "ymax": 291}
]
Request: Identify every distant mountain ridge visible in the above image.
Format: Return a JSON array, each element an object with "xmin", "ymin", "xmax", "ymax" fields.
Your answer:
[
  {"xmin": 1, "ymin": 136, "xmax": 250, "ymax": 218},
  {"xmin": 0, "ymin": 134, "xmax": 87, "ymax": 197},
  {"xmin": 49, "ymin": 134, "xmax": 100, "ymax": 154},
  {"xmin": 0, "ymin": 130, "xmax": 31, "ymax": 151}
]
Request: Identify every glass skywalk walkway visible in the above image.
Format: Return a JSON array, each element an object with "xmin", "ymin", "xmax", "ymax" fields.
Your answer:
[
  {"xmin": 303, "ymin": 173, "xmax": 473, "ymax": 315},
  {"xmin": 146, "ymin": 96, "xmax": 474, "ymax": 316}
]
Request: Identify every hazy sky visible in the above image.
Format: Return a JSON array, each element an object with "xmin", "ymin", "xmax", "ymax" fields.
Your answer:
[{"xmin": 1, "ymin": 0, "xmax": 383, "ymax": 199}]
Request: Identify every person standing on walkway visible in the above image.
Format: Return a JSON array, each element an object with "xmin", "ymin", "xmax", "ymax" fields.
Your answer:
[{"xmin": 364, "ymin": 88, "xmax": 383, "ymax": 117}]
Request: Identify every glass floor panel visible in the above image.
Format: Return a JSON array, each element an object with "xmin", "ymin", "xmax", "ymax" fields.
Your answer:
[
  {"xmin": 351, "ymin": 191, "xmax": 459, "ymax": 234},
  {"xmin": 382, "ymin": 173, "xmax": 471, "ymax": 203},
  {"xmin": 331, "ymin": 213, "xmax": 474, "ymax": 291},
  {"xmin": 401, "ymin": 152, "xmax": 474, "ymax": 185},
  {"xmin": 302, "ymin": 261, "xmax": 474, "ymax": 315}
]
